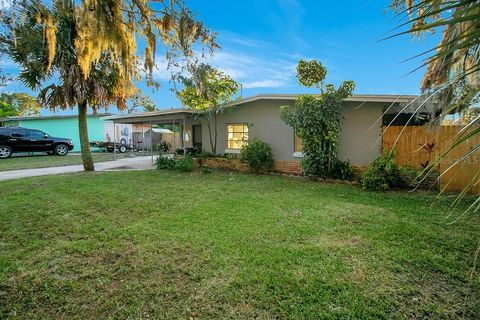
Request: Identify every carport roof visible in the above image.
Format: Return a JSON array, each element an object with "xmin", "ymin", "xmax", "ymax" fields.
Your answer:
[{"xmin": 103, "ymin": 108, "xmax": 199, "ymax": 124}]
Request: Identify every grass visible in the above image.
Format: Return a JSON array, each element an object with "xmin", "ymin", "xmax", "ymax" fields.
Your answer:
[
  {"xmin": 0, "ymin": 152, "xmax": 144, "ymax": 171},
  {"xmin": 0, "ymin": 170, "xmax": 478, "ymax": 319}
]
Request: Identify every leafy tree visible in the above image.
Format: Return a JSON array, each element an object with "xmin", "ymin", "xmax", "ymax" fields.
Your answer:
[
  {"xmin": 0, "ymin": 100, "xmax": 17, "ymax": 117},
  {"xmin": 0, "ymin": 93, "xmax": 41, "ymax": 116},
  {"xmin": 1, "ymin": 0, "xmax": 216, "ymax": 171},
  {"xmin": 281, "ymin": 60, "xmax": 355, "ymax": 178},
  {"xmin": 175, "ymin": 62, "xmax": 240, "ymax": 155},
  {"xmin": 127, "ymin": 93, "xmax": 158, "ymax": 114}
]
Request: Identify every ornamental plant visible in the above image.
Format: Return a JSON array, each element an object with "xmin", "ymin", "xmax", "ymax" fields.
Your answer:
[
  {"xmin": 281, "ymin": 60, "xmax": 355, "ymax": 178},
  {"xmin": 361, "ymin": 149, "xmax": 413, "ymax": 191},
  {"xmin": 240, "ymin": 138, "xmax": 274, "ymax": 173}
]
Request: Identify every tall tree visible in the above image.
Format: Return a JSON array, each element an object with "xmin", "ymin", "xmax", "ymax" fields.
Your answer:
[
  {"xmin": 390, "ymin": 1, "xmax": 479, "ymax": 95},
  {"xmin": 0, "ymin": 92, "xmax": 41, "ymax": 116},
  {"xmin": 127, "ymin": 93, "xmax": 158, "ymax": 114},
  {"xmin": 0, "ymin": 100, "xmax": 17, "ymax": 117},
  {"xmin": 175, "ymin": 62, "xmax": 240, "ymax": 155},
  {"xmin": 281, "ymin": 60, "xmax": 355, "ymax": 178},
  {"xmin": 1, "ymin": 0, "xmax": 216, "ymax": 170},
  {"xmin": 389, "ymin": 1, "xmax": 479, "ymax": 211},
  {"xmin": 389, "ymin": 1, "xmax": 479, "ymax": 273}
]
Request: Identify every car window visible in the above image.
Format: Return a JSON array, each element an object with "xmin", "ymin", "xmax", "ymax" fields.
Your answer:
[
  {"xmin": 28, "ymin": 130, "xmax": 46, "ymax": 139},
  {"xmin": 11, "ymin": 129, "xmax": 27, "ymax": 138}
]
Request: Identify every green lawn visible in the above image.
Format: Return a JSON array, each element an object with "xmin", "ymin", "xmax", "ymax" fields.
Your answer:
[
  {"xmin": 0, "ymin": 170, "xmax": 478, "ymax": 319},
  {"xmin": 0, "ymin": 152, "xmax": 144, "ymax": 171}
]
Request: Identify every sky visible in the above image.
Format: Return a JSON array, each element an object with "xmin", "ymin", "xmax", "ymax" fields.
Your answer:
[{"xmin": 0, "ymin": 0, "xmax": 439, "ymax": 115}]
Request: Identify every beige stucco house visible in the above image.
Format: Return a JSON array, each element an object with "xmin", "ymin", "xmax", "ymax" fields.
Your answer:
[{"xmin": 106, "ymin": 94, "xmax": 416, "ymax": 170}]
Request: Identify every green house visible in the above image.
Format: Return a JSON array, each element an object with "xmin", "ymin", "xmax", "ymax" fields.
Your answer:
[{"xmin": 0, "ymin": 114, "xmax": 112, "ymax": 152}]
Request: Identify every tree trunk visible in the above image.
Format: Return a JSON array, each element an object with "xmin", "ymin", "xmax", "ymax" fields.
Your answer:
[
  {"xmin": 206, "ymin": 115, "xmax": 215, "ymax": 156},
  {"xmin": 213, "ymin": 111, "xmax": 218, "ymax": 156},
  {"xmin": 78, "ymin": 101, "xmax": 95, "ymax": 171}
]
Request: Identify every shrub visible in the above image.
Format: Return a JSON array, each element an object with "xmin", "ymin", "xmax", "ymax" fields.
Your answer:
[
  {"xmin": 200, "ymin": 164, "xmax": 212, "ymax": 174},
  {"xmin": 362, "ymin": 151, "xmax": 405, "ymax": 191},
  {"xmin": 175, "ymin": 148, "xmax": 184, "ymax": 155},
  {"xmin": 158, "ymin": 141, "xmax": 171, "ymax": 154},
  {"xmin": 175, "ymin": 155, "xmax": 195, "ymax": 172},
  {"xmin": 224, "ymin": 153, "xmax": 238, "ymax": 160},
  {"xmin": 240, "ymin": 138, "xmax": 274, "ymax": 173},
  {"xmin": 399, "ymin": 166, "xmax": 421, "ymax": 188},
  {"xmin": 330, "ymin": 159, "xmax": 355, "ymax": 181},
  {"xmin": 197, "ymin": 150, "xmax": 215, "ymax": 158},
  {"xmin": 185, "ymin": 146, "xmax": 199, "ymax": 156},
  {"xmin": 155, "ymin": 156, "xmax": 176, "ymax": 169}
]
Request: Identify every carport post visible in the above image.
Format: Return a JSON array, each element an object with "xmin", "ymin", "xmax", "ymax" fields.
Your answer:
[
  {"xmin": 172, "ymin": 119, "xmax": 176, "ymax": 150},
  {"xmin": 113, "ymin": 120, "xmax": 117, "ymax": 159},
  {"xmin": 182, "ymin": 117, "xmax": 186, "ymax": 149},
  {"xmin": 150, "ymin": 121, "xmax": 153, "ymax": 163}
]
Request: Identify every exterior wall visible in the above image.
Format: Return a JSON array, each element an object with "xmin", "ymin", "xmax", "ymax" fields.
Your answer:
[
  {"xmin": 1, "ymin": 120, "xmax": 19, "ymax": 127},
  {"xmin": 202, "ymin": 99, "xmax": 385, "ymax": 166},
  {"xmin": 337, "ymin": 101, "xmax": 384, "ymax": 166},
  {"xmin": 18, "ymin": 116, "xmax": 105, "ymax": 152}
]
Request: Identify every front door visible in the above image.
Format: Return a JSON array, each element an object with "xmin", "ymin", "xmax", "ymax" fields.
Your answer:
[
  {"xmin": 192, "ymin": 125, "xmax": 202, "ymax": 149},
  {"xmin": 27, "ymin": 129, "xmax": 54, "ymax": 151}
]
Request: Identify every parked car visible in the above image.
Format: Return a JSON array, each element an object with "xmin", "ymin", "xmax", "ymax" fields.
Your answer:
[{"xmin": 0, "ymin": 127, "xmax": 74, "ymax": 159}]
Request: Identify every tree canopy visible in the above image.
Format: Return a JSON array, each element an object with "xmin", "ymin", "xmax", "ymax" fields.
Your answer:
[
  {"xmin": 0, "ymin": 0, "xmax": 217, "ymax": 170},
  {"xmin": 175, "ymin": 62, "xmax": 240, "ymax": 155},
  {"xmin": 390, "ymin": 0, "xmax": 479, "ymax": 108},
  {"xmin": 0, "ymin": 92, "xmax": 41, "ymax": 116},
  {"xmin": 281, "ymin": 60, "xmax": 355, "ymax": 178}
]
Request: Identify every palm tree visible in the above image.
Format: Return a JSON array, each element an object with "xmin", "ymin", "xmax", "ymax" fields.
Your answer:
[
  {"xmin": 389, "ymin": 0, "xmax": 479, "ymax": 207},
  {"xmin": 3, "ymin": 1, "xmax": 125, "ymax": 169},
  {"xmin": 1, "ymin": 0, "xmax": 216, "ymax": 170}
]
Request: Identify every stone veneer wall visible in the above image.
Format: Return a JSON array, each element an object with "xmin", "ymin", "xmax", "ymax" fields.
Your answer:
[
  {"xmin": 196, "ymin": 157, "xmax": 368, "ymax": 178},
  {"xmin": 194, "ymin": 157, "xmax": 439, "ymax": 190}
]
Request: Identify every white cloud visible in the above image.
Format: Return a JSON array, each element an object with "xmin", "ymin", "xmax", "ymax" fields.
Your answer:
[
  {"xmin": 150, "ymin": 48, "xmax": 298, "ymax": 90},
  {"xmin": 242, "ymin": 80, "xmax": 286, "ymax": 89},
  {"xmin": 0, "ymin": 0, "xmax": 12, "ymax": 10},
  {"xmin": 205, "ymin": 50, "xmax": 297, "ymax": 89}
]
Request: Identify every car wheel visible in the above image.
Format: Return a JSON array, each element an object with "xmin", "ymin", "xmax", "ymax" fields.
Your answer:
[
  {"xmin": 106, "ymin": 146, "xmax": 114, "ymax": 152},
  {"xmin": 0, "ymin": 145, "xmax": 12, "ymax": 159},
  {"xmin": 54, "ymin": 144, "xmax": 69, "ymax": 156},
  {"xmin": 118, "ymin": 144, "xmax": 127, "ymax": 153}
]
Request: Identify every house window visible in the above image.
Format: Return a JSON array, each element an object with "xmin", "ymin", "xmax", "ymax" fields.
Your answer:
[
  {"xmin": 294, "ymin": 132, "xmax": 303, "ymax": 153},
  {"xmin": 227, "ymin": 124, "xmax": 249, "ymax": 149}
]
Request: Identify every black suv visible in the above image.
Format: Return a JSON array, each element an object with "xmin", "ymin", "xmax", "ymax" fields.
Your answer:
[{"xmin": 0, "ymin": 127, "xmax": 74, "ymax": 159}]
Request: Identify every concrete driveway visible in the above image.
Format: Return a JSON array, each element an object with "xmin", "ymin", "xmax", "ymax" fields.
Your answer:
[{"xmin": 0, "ymin": 156, "xmax": 154, "ymax": 181}]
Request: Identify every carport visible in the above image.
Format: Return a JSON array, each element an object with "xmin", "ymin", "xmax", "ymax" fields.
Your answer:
[{"xmin": 103, "ymin": 109, "xmax": 203, "ymax": 162}]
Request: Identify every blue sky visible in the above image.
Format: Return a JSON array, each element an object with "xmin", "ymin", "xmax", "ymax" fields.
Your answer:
[{"xmin": 1, "ymin": 0, "xmax": 439, "ymax": 115}]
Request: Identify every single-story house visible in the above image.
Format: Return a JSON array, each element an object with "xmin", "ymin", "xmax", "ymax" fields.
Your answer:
[
  {"xmin": 105, "ymin": 94, "xmax": 417, "ymax": 171},
  {"xmin": 0, "ymin": 113, "xmax": 113, "ymax": 152}
]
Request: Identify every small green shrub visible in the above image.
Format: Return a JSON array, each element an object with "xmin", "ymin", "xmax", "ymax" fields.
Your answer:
[
  {"xmin": 155, "ymin": 156, "xmax": 176, "ymax": 169},
  {"xmin": 175, "ymin": 155, "xmax": 195, "ymax": 172},
  {"xmin": 330, "ymin": 159, "xmax": 355, "ymax": 181},
  {"xmin": 399, "ymin": 166, "xmax": 420, "ymax": 187},
  {"xmin": 362, "ymin": 150, "xmax": 406, "ymax": 191},
  {"xmin": 200, "ymin": 164, "xmax": 212, "ymax": 174},
  {"xmin": 196, "ymin": 150, "xmax": 215, "ymax": 158},
  {"xmin": 225, "ymin": 153, "xmax": 238, "ymax": 160},
  {"xmin": 158, "ymin": 141, "xmax": 171, "ymax": 154},
  {"xmin": 240, "ymin": 138, "xmax": 274, "ymax": 173}
]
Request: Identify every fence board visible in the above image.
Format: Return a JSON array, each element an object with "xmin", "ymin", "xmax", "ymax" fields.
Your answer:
[{"xmin": 382, "ymin": 126, "xmax": 480, "ymax": 194}]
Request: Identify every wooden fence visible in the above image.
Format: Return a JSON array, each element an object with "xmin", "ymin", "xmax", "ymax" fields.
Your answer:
[{"xmin": 382, "ymin": 126, "xmax": 480, "ymax": 194}]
